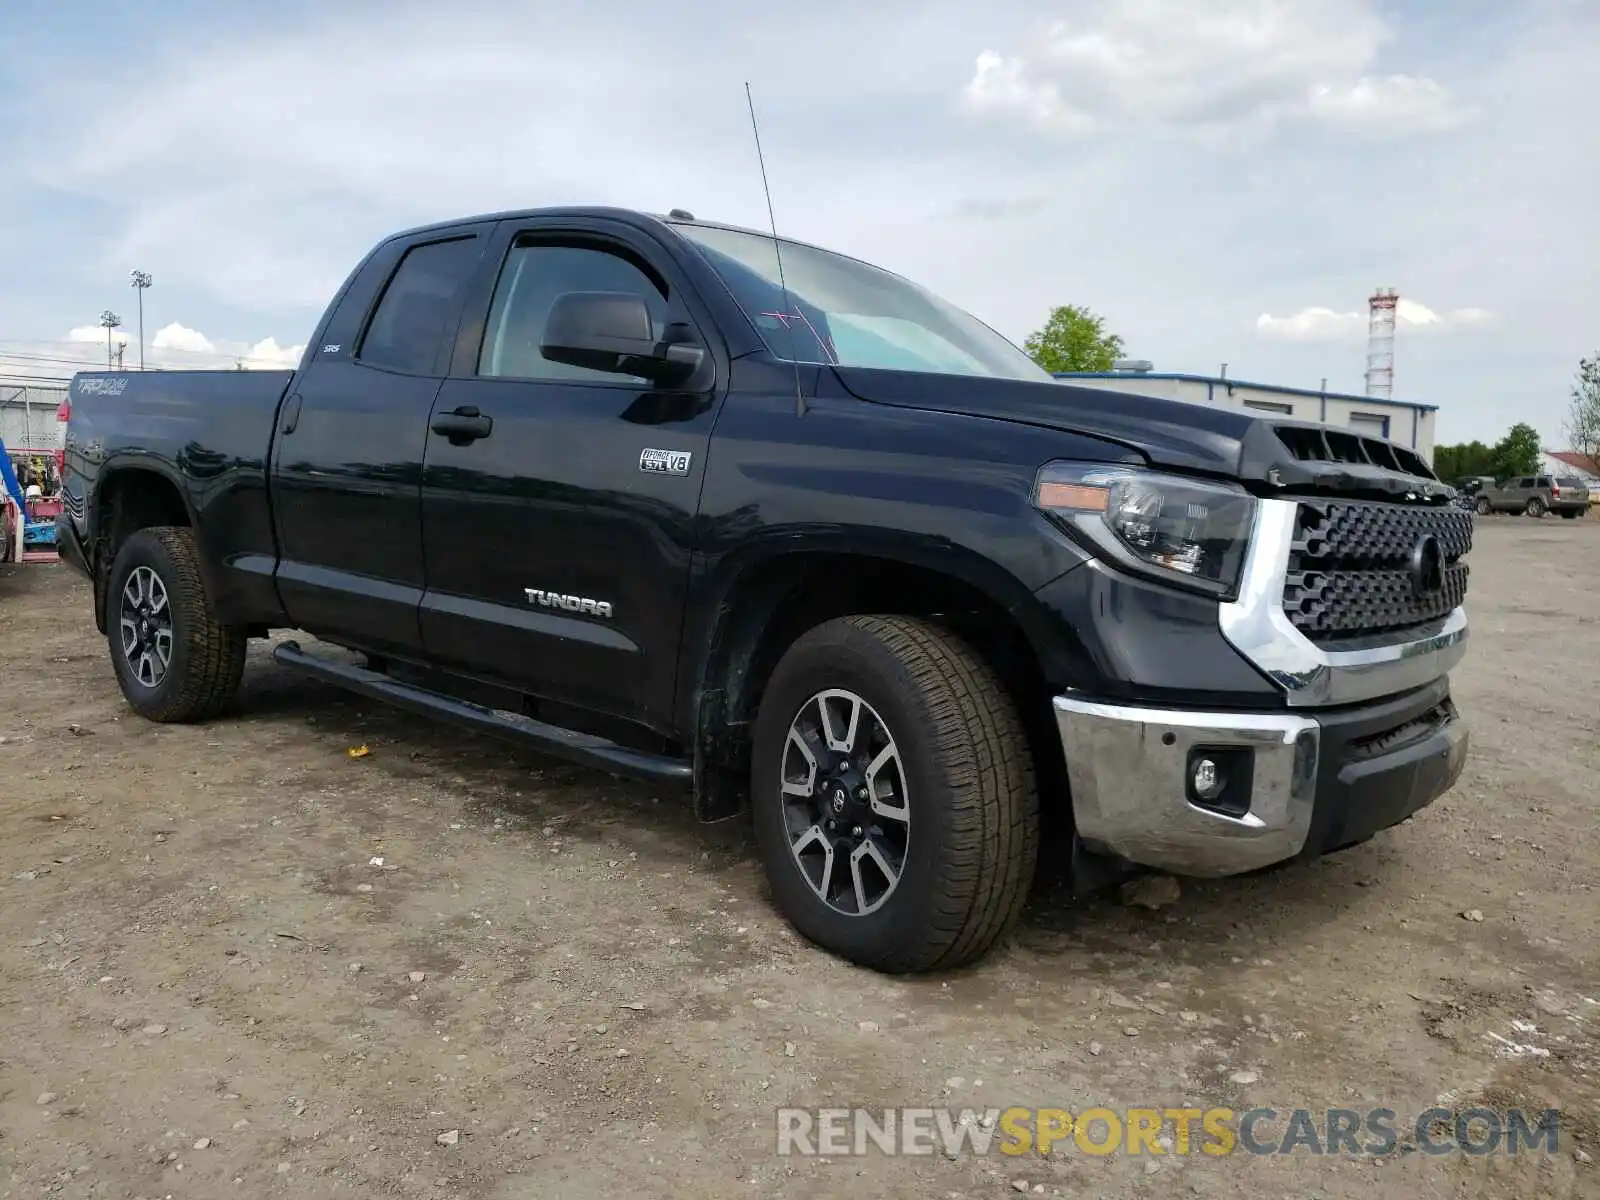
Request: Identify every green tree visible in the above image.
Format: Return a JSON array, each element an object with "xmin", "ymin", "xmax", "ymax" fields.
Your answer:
[
  {"xmin": 1490, "ymin": 422, "xmax": 1543, "ymax": 479},
  {"xmin": 1024, "ymin": 305, "xmax": 1125, "ymax": 374},
  {"xmin": 1433, "ymin": 440, "xmax": 1496, "ymax": 481},
  {"xmin": 1563, "ymin": 352, "xmax": 1600, "ymax": 464}
]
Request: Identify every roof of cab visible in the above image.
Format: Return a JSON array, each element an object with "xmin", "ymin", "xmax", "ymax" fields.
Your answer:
[
  {"xmin": 377, "ymin": 206, "xmax": 876, "ymax": 267},
  {"xmin": 381, "ymin": 206, "xmax": 781, "ymax": 246}
]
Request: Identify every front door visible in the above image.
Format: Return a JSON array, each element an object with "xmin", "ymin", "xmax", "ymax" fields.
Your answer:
[
  {"xmin": 271, "ymin": 230, "xmax": 488, "ymax": 653},
  {"xmin": 417, "ymin": 220, "xmax": 722, "ymax": 733}
]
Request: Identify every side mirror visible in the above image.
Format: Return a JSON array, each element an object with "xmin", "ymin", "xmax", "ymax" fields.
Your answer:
[{"xmin": 541, "ymin": 291, "xmax": 706, "ymax": 388}]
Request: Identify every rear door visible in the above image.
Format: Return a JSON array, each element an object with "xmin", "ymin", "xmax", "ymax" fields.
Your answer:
[
  {"xmin": 417, "ymin": 217, "xmax": 724, "ymax": 733},
  {"xmin": 1552, "ymin": 476, "xmax": 1587, "ymax": 506},
  {"xmin": 270, "ymin": 228, "xmax": 490, "ymax": 653}
]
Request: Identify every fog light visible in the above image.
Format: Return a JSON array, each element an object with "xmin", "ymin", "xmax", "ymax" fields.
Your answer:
[
  {"xmin": 1192, "ymin": 757, "xmax": 1223, "ymax": 800},
  {"xmin": 1186, "ymin": 745, "xmax": 1253, "ymax": 817}
]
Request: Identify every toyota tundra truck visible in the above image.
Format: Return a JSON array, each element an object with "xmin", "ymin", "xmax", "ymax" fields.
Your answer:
[{"xmin": 58, "ymin": 206, "xmax": 1471, "ymax": 972}]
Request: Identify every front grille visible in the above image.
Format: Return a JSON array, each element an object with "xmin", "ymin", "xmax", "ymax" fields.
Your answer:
[{"xmin": 1283, "ymin": 499, "xmax": 1472, "ymax": 644}]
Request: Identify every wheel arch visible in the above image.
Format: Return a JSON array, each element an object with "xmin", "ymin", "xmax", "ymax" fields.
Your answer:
[
  {"xmin": 686, "ymin": 537, "xmax": 1083, "ymax": 820},
  {"xmin": 88, "ymin": 461, "xmax": 197, "ymax": 632}
]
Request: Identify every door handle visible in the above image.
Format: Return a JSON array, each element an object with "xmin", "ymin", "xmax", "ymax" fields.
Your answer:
[
  {"xmin": 431, "ymin": 406, "xmax": 493, "ymax": 445},
  {"xmin": 279, "ymin": 392, "xmax": 303, "ymax": 435}
]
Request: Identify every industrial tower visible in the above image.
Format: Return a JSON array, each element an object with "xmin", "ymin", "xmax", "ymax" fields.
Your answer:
[{"xmin": 1365, "ymin": 287, "xmax": 1398, "ymax": 399}]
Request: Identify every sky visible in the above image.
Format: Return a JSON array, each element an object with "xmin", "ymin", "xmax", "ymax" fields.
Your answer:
[{"xmin": 0, "ymin": 0, "xmax": 1594, "ymax": 447}]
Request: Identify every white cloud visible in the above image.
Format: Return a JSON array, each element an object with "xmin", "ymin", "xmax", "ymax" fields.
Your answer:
[
  {"xmin": 67, "ymin": 324, "xmax": 128, "ymax": 346},
  {"xmin": 1256, "ymin": 299, "xmax": 1494, "ymax": 341},
  {"xmin": 245, "ymin": 338, "xmax": 305, "ymax": 368},
  {"xmin": 151, "ymin": 322, "xmax": 214, "ymax": 354},
  {"xmin": 1309, "ymin": 75, "xmax": 1468, "ymax": 134},
  {"xmin": 1396, "ymin": 299, "xmax": 1492, "ymax": 330},
  {"xmin": 0, "ymin": 325, "xmax": 308, "ymax": 376},
  {"xmin": 964, "ymin": 0, "xmax": 1468, "ymax": 137},
  {"xmin": 1254, "ymin": 307, "xmax": 1367, "ymax": 342}
]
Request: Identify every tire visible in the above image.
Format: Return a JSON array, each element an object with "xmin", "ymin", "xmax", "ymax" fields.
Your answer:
[
  {"xmin": 1560, "ymin": 510, "xmax": 1580, "ymax": 520},
  {"xmin": 1475, "ymin": 497, "xmax": 1491, "ymax": 516},
  {"xmin": 1526, "ymin": 497, "xmax": 1545, "ymax": 517},
  {"xmin": 106, "ymin": 526, "xmax": 247, "ymax": 722},
  {"xmin": 751, "ymin": 615, "xmax": 1039, "ymax": 973}
]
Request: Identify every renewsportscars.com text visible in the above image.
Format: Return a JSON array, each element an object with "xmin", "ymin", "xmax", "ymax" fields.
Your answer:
[{"xmin": 775, "ymin": 1106, "xmax": 1562, "ymax": 1158}]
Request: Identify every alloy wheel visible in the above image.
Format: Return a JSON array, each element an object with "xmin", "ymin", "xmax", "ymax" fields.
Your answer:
[
  {"xmin": 119, "ymin": 565, "xmax": 174, "ymax": 689},
  {"xmin": 778, "ymin": 689, "xmax": 911, "ymax": 916}
]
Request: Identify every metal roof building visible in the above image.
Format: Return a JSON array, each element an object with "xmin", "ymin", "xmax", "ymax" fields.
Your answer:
[
  {"xmin": 1, "ymin": 384, "xmax": 69, "ymax": 454},
  {"xmin": 1054, "ymin": 370, "xmax": 1439, "ymax": 463}
]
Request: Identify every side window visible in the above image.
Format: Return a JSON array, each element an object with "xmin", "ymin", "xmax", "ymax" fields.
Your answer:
[
  {"xmin": 358, "ymin": 237, "xmax": 480, "ymax": 374},
  {"xmin": 1519, "ymin": 477, "xmax": 1536, "ymax": 488},
  {"xmin": 1243, "ymin": 400, "xmax": 1293, "ymax": 415},
  {"xmin": 1536, "ymin": 476, "xmax": 1551, "ymax": 488},
  {"xmin": 478, "ymin": 242, "xmax": 667, "ymax": 383}
]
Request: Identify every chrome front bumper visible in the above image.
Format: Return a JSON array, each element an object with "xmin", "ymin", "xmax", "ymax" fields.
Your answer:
[
  {"xmin": 1052, "ymin": 495, "xmax": 1473, "ymax": 877},
  {"xmin": 1054, "ymin": 697, "xmax": 1321, "ymax": 876}
]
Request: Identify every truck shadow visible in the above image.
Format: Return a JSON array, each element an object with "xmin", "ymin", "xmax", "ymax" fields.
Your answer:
[{"xmin": 235, "ymin": 644, "xmax": 1402, "ymax": 976}]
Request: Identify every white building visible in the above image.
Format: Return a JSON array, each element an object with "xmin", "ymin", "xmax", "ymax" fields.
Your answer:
[
  {"xmin": 1, "ymin": 385, "xmax": 69, "ymax": 453},
  {"xmin": 1054, "ymin": 370, "xmax": 1438, "ymax": 463},
  {"xmin": 1540, "ymin": 451, "xmax": 1600, "ymax": 501}
]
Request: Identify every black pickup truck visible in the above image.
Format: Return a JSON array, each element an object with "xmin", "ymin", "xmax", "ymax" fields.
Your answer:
[{"xmin": 60, "ymin": 206, "xmax": 1471, "ymax": 972}]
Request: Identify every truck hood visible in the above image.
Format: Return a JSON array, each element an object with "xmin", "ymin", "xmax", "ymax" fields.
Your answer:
[{"xmin": 831, "ymin": 366, "xmax": 1449, "ymax": 500}]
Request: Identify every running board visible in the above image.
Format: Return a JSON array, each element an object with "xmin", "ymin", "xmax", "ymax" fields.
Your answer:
[{"xmin": 272, "ymin": 641, "xmax": 694, "ymax": 786}]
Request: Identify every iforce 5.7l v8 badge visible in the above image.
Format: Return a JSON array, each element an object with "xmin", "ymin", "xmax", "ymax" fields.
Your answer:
[{"xmin": 639, "ymin": 448, "xmax": 692, "ymax": 476}]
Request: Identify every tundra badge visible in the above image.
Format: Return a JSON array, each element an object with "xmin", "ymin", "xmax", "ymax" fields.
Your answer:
[
  {"xmin": 525, "ymin": 589, "xmax": 613, "ymax": 619},
  {"xmin": 639, "ymin": 448, "xmax": 692, "ymax": 476}
]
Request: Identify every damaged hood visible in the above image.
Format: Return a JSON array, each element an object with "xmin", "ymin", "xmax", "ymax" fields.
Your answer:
[{"xmin": 831, "ymin": 367, "xmax": 1449, "ymax": 500}]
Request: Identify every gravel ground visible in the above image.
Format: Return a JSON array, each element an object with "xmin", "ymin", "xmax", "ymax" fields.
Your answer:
[{"xmin": 1, "ymin": 516, "xmax": 1596, "ymax": 1199}]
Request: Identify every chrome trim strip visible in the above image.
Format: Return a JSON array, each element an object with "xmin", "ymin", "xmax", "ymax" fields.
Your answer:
[
  {"xmin": 1054, "ymin": 695, "xmax": 1320, "ymax": 876},
  {"xmin": 1219, "ymin": 498, "xmax": 1469, "ymax": 707}
]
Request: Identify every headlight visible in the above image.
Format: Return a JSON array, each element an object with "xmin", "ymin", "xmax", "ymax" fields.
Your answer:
[{"xmin": 1033, "ymin": 463, "xmax": 1256, "ymax": 595}]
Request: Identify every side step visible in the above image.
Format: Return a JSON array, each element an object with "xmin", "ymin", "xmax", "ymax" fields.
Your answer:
[{"xmin": 272, "ymin": 641, "xmax": 694, "ymax": 787}]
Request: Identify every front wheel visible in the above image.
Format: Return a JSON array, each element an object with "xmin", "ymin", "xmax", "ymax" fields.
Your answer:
[
  {"xmin": 751, "ymin": 615, "xmax": 1039, "ymax": 973},
  {"xmin": 1526, "ymin": 497, "xmax": 1546, "ymax": 517},
  {"xmin": 106, "ymin": 526, "xmax": 247, "ymax": 722},
  {"xmin": 1475, "ymin": 497, "xmax": 1491, "ymax": 516}
]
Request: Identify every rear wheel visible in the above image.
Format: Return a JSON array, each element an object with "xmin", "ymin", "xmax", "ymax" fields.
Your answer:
[
  {"xmin": 751, "ymin": 615, "xmax": 1039, "ymax": 973},
  {"xmin": 106, "ymin": 526, "xmax": 247, "ymax": 722},
  {"xmin": 1526, "ymin": 497, "xmax": 1546, "ymax": 517},
  {"xmin": 1560, "ymin": 510, "xmax": 1581, "ymax": 520}
]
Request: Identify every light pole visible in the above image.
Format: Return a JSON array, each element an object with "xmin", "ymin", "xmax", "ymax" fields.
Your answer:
[
  {"xmin": 129, "ymin": 270, "xmax": 152, "ymax": 370},
  {"xmin": 98, "ymin": 310, "xmax": 122, "ymax": 370}
]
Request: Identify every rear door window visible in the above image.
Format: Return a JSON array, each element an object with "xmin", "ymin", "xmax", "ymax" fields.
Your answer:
[{"xmin": 359, "ymin": 237, "xmax": 482, "ymax": 375}]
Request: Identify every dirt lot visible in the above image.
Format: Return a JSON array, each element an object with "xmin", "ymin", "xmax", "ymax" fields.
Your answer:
[{"xmin": 1, "ymin": 517, "xmax": 1596, "ymax": 1199}]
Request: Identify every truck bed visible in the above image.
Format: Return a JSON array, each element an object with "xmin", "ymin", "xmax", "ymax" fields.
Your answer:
[{"xmin": 63, "ymin": 369, "xmax": 296, "ymax": 622}]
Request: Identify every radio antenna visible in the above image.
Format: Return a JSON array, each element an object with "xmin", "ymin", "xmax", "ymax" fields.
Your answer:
[{"xmin": 745, "ymin": 82, "xmax": 806, "ymax": 417}]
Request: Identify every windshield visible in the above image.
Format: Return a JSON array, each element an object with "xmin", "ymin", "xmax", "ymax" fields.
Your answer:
[{"xmin": 672, "ymin": 223, "xmax": 1051, "ymax": 384}]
